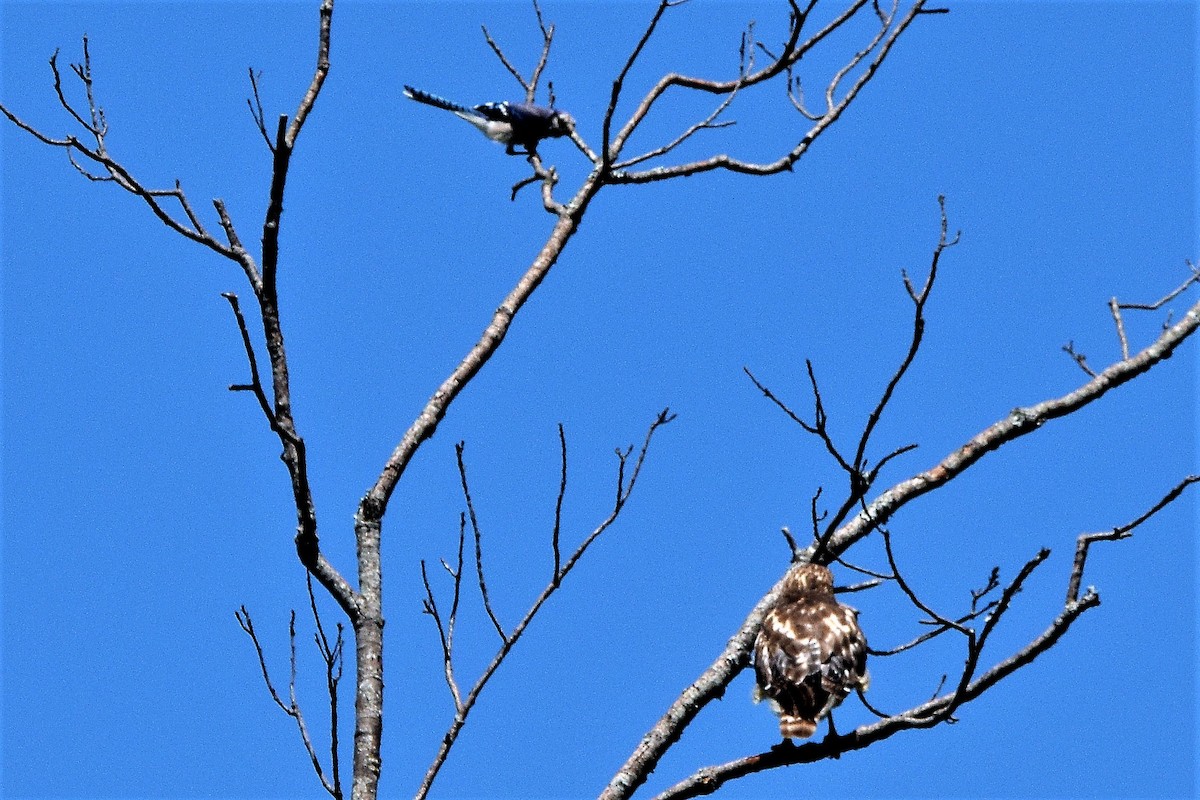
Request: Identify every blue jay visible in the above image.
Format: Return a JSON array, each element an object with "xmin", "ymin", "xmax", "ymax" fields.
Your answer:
[{"xmin": 403, "ymin": 85, "xmax": 575, "ymax": 155}]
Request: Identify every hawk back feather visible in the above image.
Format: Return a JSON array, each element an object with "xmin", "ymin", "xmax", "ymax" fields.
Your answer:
[{"xmin": 753, "ymin": 564, "xmax": 868, "ymax": 740}]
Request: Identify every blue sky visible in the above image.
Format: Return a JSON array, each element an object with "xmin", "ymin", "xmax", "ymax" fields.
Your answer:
[{"xmin": 2, "ymin": 1, "xmax": 1195, "ymax": 798}]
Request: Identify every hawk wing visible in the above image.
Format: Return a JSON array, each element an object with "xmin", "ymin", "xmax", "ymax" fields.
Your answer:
[
  {"xmin": 754, "ymin": 605, "xmax": 827, "ymax": 697},
  {"xmin": 754, "ymin": 598, "xmax": 868, "ymax": 737}
]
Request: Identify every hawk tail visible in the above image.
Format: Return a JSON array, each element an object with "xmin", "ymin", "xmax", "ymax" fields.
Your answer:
[
  {"xmin": 779, "ymin": 715, "xmax": 818, "ymax": 740},
  {"xmin": 402, "ymin": 85, "xmax": 473, "ymax": 115}
]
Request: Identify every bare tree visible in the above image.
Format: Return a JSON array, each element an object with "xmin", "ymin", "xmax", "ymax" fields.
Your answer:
[{"xmin": 2, "ymin": 2, "xmax": 1193, "ymax": 799}]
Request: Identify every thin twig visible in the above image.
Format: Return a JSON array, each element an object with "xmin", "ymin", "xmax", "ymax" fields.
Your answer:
[
  {"xmin": 552, "ymin": 423, "xmax": 568, "ymax": 584},
  {"xmin": 482, "ymin": 26, "xmax": 532, "ymax": 93},
  {"xmin": 306, "ymin": 574, "xmax": 344, "ymax": 800},
  {"xmin": 1062, "ymin": 340, "xmax": 1097, "ymax": 377},
  {"xmin": 869, "ymin": 602, "xmax": 997, "ymax": 656},
  {"xmin": 456, "ymin": 442, "xmax": 508, "ymax": 643},
  {"xmin": 1067, "ymin": 474, "xmax": 1199, "ymax": 603},
  {"xmin": 1117, "ymin": 260, "xmax": 1200, "ymax": 311},
  {"xmin": 416, "ymin": 410, "xmax": 674, "ymax": 800},
  {"xmin": 221, "ymin": 292, "xmax": 288, "ymax": 440},
  {"xmin": 778, "ymin": 526, "xmax": 801, "ymax": 560},
  {"xmin": 236, "ymin": 607, "xmax": 340, "ymax": 798},
  {"xmin": 246, "ymin": 67, "xmax": 275, "ymax": 152},
  {"xmin": 1109, "ymin": 297, "xmax": 1130, "ymax": 360},
  {"xmin": 421, "ymin": 559, "xmax": 462, "ymax": 712}
]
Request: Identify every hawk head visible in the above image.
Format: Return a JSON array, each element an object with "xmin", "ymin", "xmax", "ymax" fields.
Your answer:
[{"xmin": 778, "ymin": 562, "xmax": 835, "ymax": 601}]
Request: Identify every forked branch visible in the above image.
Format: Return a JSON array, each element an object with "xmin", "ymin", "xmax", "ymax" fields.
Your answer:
[
  {"xmin": 1064, "ymin": 261, "xmax": 1200, "ymax": 374},
  {"xmin": 482, "ymin": 0, "xmax": 556, "ymax": 104},
  {"xmin": 649, "ymin": 468, "xmax": 1190, "ymax": 799},
  {"xmin": 747, "ymin": 198, "xmax": 956, "ymax": 562},
  {"xmin": 236, "ymin": 599, "xmax": 345, "ymax": 800},
  {"xmin": 416, "ymin": 410, "xmax": 674, "ymax": 800},
  {"xmin": 597, "ymin": 0, "xmax": 940, "ymax": 183},
  {"xmin": 600, "ymin": 238, "xmax": 1199, "ymax": 800}
]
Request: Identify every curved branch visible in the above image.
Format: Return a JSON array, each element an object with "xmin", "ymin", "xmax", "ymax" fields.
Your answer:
[
  {"xmin": 607, "ymin": 0, "xmax": 932, "ymax": 184},
  {"xmin": 650, "ymin": 588, "xmax": 1100, "ymax": 800},
  {"xmin": 600, "ymin": 278, "xmax": 1199, "ymax": 800},
  {"xmin": 356, "ymin": 174, "xmax": 604, "ymax": 525}
]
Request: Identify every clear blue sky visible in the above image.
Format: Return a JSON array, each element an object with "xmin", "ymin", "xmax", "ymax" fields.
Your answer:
[{"xmin": 2, "ymin": 2, "xmax": 1195, "ymax": 798}]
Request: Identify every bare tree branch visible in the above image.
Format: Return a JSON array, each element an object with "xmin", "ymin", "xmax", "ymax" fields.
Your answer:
[
  {"xmin": 246, "ymin": 67, "xmax": 275, "ymax": 153},
  {"xmin": 602, "ymin": 0, "xmax": 936, "ymax": 183},
  {"xmin": 456, "ymin": 442, "xmax": 508, "ymax": 643},
  {"xmin": 650, "ymin": 583, "xmax": 1098, "ymax": 800},
  {"xmin": 651, "ymin": 465, "xmax": 1189, "ymax": 799},
  {"xmin": 306, "ymin": 575, "xmax": 346, "ymax": 800},
  {"xmin": 1067, "ymin": 474, "xmax": 1199, "ymax": 603},
  {"xmin": 481, "ymin": 1, "xmax": 555, "ymax": 104},
  {"xmin": 236, "ymin": 606, "xmax": 342, "ymax": 799},
  {"xmin": 421, "ymin": 538, "xmax": 465, "ymax": 713},
  {"xmin": 1117, "ymin": 260, "xmax": 1200, "ymax": 311},
  {"xmin": 599, "ymin": 245, "xmax": 1200, "ymax": 800},
  {"xmin": 748, "ymin": 199, "xmax": 955, "ymax": 565},
  {"xmin": 0, "ymin": 53, "xmax": 236, "ymax": 261},
  {"xmin": 552, "ymin": 423, "xmax": 568, "ymax": 584},
  {"xmin": 1061, "ymin": 340, "xmax": 1097, "ymax": 377},
  {"xmin": 416, "ymin": 410, "xmax": 674, "ymax": 800}
]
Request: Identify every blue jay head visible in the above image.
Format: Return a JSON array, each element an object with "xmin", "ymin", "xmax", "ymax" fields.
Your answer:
[{"xmin": 544, "ymin": 109, "xmax": 575, "ymax": 138}]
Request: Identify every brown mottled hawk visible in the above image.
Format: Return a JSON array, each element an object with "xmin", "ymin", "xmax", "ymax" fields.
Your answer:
[{"xmin": 753, "ymin": 563, "xmax": 869, "ymax": 739}]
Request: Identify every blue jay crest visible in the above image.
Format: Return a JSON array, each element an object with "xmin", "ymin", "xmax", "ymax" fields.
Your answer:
[{"xmin": 403, "ymin": 85, "xmax": 574, "ymax": 156}]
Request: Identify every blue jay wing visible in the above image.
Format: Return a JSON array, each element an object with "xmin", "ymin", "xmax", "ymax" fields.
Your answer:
[
  {"xmin": 503, "ymin": 103, "xmax": 560, "ymax": 125},
  {"xmin": 472, "ymin": 102, "xmax": 515, "ymax": 122}
]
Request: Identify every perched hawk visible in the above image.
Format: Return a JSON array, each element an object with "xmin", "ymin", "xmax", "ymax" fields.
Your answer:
[{"xmin": 753, "ymin": 563, "xmax": 869, "ymax": 739}]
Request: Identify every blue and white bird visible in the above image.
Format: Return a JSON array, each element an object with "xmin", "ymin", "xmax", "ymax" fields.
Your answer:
[{"xmin": 402, "ymin": 85, "xmax": 575, "ymax": 156}]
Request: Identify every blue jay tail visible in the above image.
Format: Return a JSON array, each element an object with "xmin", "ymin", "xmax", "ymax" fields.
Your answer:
[{"xmin": 402, "ymin": 85, "xmax": 472, "ymax": 115}]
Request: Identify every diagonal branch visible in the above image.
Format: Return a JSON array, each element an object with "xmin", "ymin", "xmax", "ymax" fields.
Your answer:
[
  {"xmin": 356, "ymin": 171, "xmax": 604, "ymax": 527},
  {"xmin": 853, "ymin": 196, "xmax": 957, "ymax": 476},
  {"xmin": 599, "ymin": 267, "xmax": 1200, "ymax": 800},
  {"xmin": 236, "ymin": 606, "xmax": 342, "ymax": 799},
  {"xmin": 650, "ymin": 583, "xmax": 1098, "ymax": 800},
  {"xmin": 650, "ymin": 469, "xmax": 1186, "ymax": 799},
  {"xmin": 416, "ymin": 410, "xmax": 674, "ymax": 800},
  {"xmin": 246, "ymin": 67, "xmax": 276, "ymax": 153},
  {"xmin": 1066, "ymin": 474, "xmax": 1199, "ymax": 603},
  {"xmin": 816, "ymin": 289, "xmax": 1200, "ymax": 563}
]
